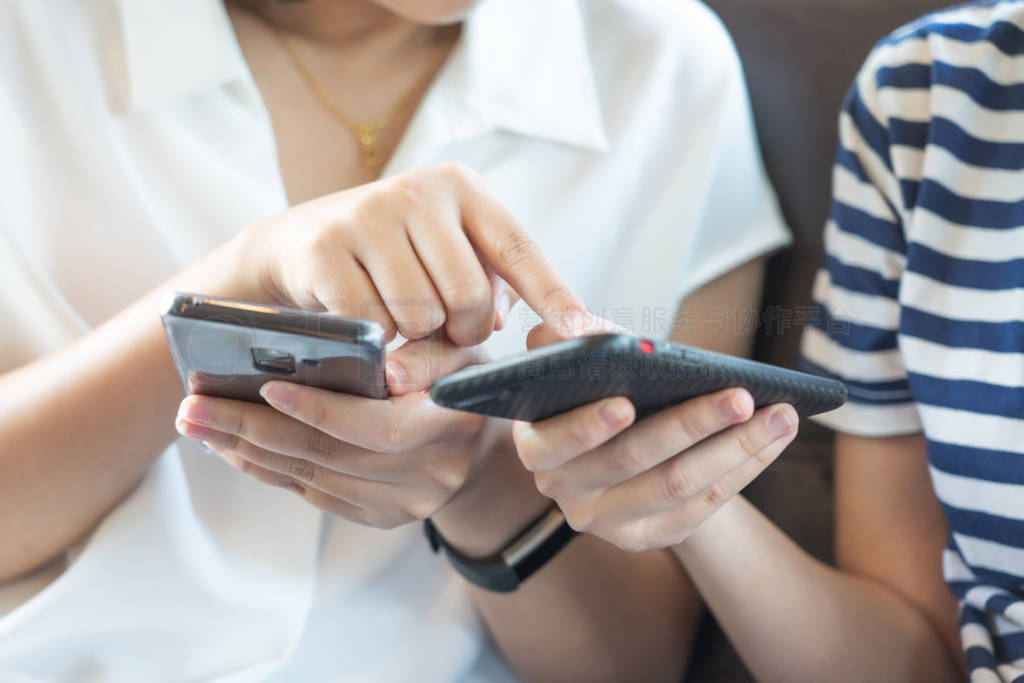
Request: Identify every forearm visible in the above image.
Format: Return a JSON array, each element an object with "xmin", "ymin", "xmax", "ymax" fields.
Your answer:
[
  {"xmin": 674, "ymin": 496, "xmax": 959, "ymax": 683},
  {"xmin": 0, "ymin": 239, "xmax": 257, "ymax": 581},
  {"xmin": 431, "ymin": 424, "xmax": 699, "ymax": 683}
]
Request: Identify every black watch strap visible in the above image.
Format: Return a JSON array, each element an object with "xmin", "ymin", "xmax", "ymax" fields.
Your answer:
[{"xmin": 424, "ymin": 507, "xmax": 578, "ymax": 593}]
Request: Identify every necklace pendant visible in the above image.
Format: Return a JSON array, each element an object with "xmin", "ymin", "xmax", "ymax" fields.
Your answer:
[
  {"xmin": 360, "ymin": 145, "xmax": 385, "ymax": 169},
  {"xmin": 356, "ymin": 123, "xmax": 385, "ymax": 169}
]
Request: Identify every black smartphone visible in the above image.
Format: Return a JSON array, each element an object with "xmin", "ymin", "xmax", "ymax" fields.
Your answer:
[
  {"xmin": 430, "ymin": 334, "xmax": 846, "ymax": 421},
  {"xmin": 162, "ymin": 293, "xmax": 388, "ymax": 402}
]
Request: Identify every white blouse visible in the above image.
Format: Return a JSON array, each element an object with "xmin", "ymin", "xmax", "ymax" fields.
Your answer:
[{"xmin": 0, "ymin": 0, "xmax": 790, "ymax": 680}]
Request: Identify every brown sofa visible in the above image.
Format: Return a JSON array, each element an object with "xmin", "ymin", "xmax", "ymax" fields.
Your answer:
[{"xmin": 685, "ymin": 1, "xmax": 950, "ymax": 679}]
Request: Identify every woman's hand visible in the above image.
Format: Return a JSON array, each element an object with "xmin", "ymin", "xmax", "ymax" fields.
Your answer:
[
  {"xmin": 174, "ymin": 333, "xmax": 493, "ymax": 528},
  {"xmin": 511, "ymin": 327, "xmax": 799, "ymax": 553},
  {"xmin": 230, "ymin": 163, "xmax": 586, "ymax": 346}
]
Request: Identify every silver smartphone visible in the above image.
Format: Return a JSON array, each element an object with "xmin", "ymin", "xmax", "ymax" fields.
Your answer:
[{"xmin": 161, "ymin": 293, "xmax": 388, "ymax": 402}]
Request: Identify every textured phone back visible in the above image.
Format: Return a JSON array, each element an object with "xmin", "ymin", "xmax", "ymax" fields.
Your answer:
[{"xmin": 431, "ymin": 335, "xmax": 846, "ymax": 421}]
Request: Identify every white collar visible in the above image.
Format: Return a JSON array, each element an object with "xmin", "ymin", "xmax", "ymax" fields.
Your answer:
[
  {"xmin": 113, "ymin": 0, "xmax": 607, "ymax": 153},
  {"xmin": 114, "ymin": 0, "xmax": 250, "ymax": 113}
]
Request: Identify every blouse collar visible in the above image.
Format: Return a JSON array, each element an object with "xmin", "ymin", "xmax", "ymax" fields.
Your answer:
[{"xmin": 112, "ymin": 0, "xmax": 608, "ymax": 153}]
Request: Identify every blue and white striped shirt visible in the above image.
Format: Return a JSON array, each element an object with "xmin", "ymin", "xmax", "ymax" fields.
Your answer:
[{"xmin": 800, "ymin": 2, "xmax": 1024, "ymax": 680}]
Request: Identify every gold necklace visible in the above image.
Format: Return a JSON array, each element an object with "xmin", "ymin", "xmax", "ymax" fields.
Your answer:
[{"xmin": 268, "ymin": 23, "xmax": 420, "ymax": 169}]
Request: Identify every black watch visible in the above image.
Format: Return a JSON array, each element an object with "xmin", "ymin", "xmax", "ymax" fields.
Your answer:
[{"xmin": 423, "ymin": 507, "xmax": 578, "ymax": 592}]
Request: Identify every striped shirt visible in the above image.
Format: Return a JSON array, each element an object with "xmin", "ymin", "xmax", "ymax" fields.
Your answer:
[{"xmin": 799, "ymin": 2, "xmax": 1024, "ymax": 680}]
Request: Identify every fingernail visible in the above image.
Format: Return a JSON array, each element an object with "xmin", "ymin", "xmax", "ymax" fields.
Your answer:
[
  {"xmin": 600, "ymin": 399, "xmax": 630, "ymax": 427},
  {"xmin": 717, "ymin": 393, "xmax": 742, "ymax": 420},
  {"xmin": 260, "ymin": 383, "xmax": 293, "ymax": 409},
  {"xmin": 179, "ymin": 398, "xmax": 210, "ymax": 425},
  {"xmin": 562, "ymin": 308, "xmax": 590, "ymax": 337},
  {"xmin": 202, "ymin": 441, "xmax": 223, "ymax": 456},
  {"xmin": 386, "ymin": 360, "xmax": 407, "ymax": 388},
  {"xmin": 767, "ymin": 406, "xmax": 795, "ymax": 437}
]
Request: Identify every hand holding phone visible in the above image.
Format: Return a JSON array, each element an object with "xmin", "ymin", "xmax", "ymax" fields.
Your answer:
[
  {"xmin": 431, "ymin": 332, "xmax": 840, "ymax": 555},
  {"xmin": 167, "ymin": 295, "xmax": 499, "ymax": 532}
]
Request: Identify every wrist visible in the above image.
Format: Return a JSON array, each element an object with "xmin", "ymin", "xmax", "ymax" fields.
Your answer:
[
  {"xmin": 430, "ymin": 425, "xmax": 551, "ymax": 557},
  {"xmin": 672, "ymin": 494, "xmax": 750, "ymax": 565},
  {"xmin": 170, "ymin": 225, "xmax": 273, "ymax": 304}
]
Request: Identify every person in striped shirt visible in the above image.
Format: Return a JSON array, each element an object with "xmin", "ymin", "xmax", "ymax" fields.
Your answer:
[{"xmin": 511, "ymin": 2, "xmax": 1023, "ymax": 681}]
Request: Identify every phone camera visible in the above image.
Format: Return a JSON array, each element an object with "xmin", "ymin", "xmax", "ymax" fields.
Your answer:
[{"xmin": 251, "ymin": 347, "xmax": 296, "ymax": 375}]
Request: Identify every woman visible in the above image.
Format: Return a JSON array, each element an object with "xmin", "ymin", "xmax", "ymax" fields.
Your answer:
[{"xmin": 0, "ymin": 0, "xmax": 791, "ymax": 680}]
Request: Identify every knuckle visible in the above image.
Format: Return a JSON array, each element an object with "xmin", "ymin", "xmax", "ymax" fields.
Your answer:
[
  {"xmin": 700, "ymin": 479, "xmax": 730, "ymax": 509},
  {"xmin": 614, "ymin": 529, "xmax": 651, "ymax": 554},
  {"xmin": 216, "ymin": 432, "xmax": 241, "ymax": 451},
  {"xmin": 511, "ymin": 428, "xmax": 543, "ymax": 472},
  {"xmin": 306, "ymin": 394, "xmax": 331, "ymax": 431},
  {"xmin": 753, "ymin": 442, "xmax": 781, "ymax": 468},
  {"xmin": 356, "ymin": 187, "xmax": 398, "ymax": 220},
  {"xmin": 440, "ymin": 281, "xmax": 491, "ymax": 318},
  {"xmin": 670, "ymin": 406, "xmax": 709, "ymax": 445},
  {"xmin": 426, "ymin": 458, "xmax": 470, "ymax": 494},
  {"xmin": 301, "ymin": 429, "xmax": 337, "ymax": 463},
  {"xmin": 304, "ymin": 228, "xmax": 346, "ymax": 276},
  {"xmin": 539, "ymin": 284, "xmax": 573, "ymax": 313},
  {"xmin": 405, "ymin": 494, "xmax": 444, "ymax": 522},
  {"xmin": 283, "ymin": 457, "xmax": 317, "ymax": 484},
  {"xmin": 565, "ymin": 418, "xmax": 599, "ymax": 455},
  {"xmin": 496, "ymin": 231, "xmax": 542, "ymax": 273},
  {"xmin": 533, "ymin": 471, "xmax": 563, "ymax": 499},
  {"xmin": 369, "ymin": 313, "xmax": 398, "ymax": 341},
  {"xmin": 562, "ymin": 505, "xmax": 594, "ymax": 534},
  {"xmin": 518, "ymin": 449, "xmax": 545, "ymax": 473},
  {"xmin": 387, "ymin": 175, "xmax": 424, "ymax": 208},
  {"xmin": 437, "ymin": 162, "xmax": 477, "ymax": 187},
  {"xmin": 235, "ymin": 456, "xmax": 255, "ymax": 476},
  {"xmin": 606, "ymin": 442, "xmax": 645, "ymax": 480},
  {"xmin": 735, "ymin": 426, "xmax": 764, "ymax": 458},
  {"xmin": 397, "ymin": 307, "xmax": 444, "ymax": 340},
  {"xmin": 662, "ymin": 463, "xmax": 699, "ymax": 503},
  {"xmin": 230, "ymin": 411, "xmax": 249, "ymax": 438},
  {"xmin": 274, "ymin": 475, "xmax": 303, "ymax": 494}
]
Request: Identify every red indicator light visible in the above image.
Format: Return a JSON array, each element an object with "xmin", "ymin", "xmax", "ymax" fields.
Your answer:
[{"xmin": 639, "ymin": 339, "xmax": 655, "ymax": 354}]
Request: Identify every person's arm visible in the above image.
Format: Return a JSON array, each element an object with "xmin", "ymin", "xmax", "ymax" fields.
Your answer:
[
  {"xmin": 0, "ymin": 244, "xmax": 248, "ymax": 582},
  {"xmin": 0, "ymin": 164, "xmax": 585, "ymax": 582},
  {"xmin": 503, "ymin": 258, "xmax": 959, "ymax": 680},
  {"xmin": 429, "ymin": 257, "xmax": 766, "ymax": 682},
  {"xmin": 672, "ymin": 433, "xmax": 963, "ymax": 682},
  {"xmin": 672, "ymin": 34, "xmax": 959, "ymax": 680}
]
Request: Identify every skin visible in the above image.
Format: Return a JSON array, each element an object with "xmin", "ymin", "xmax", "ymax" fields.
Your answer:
[
  {"xmin": 513, "ymin": 343, "xmax": 964, "ymax": 676},
  {"xmin": 243, "ymin": 4, "xmax": 966, "ymax": 680},
  {"xmin": 176, "ymin": 256, "xmax": 771, "ymax": 682},
  {"xmin": 1, "ymin": 1, "xmax": 726, "ymax": 680},
  {"xmin": 673, "ymin": 436, "xmax": 963, "ymax": 682}
]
